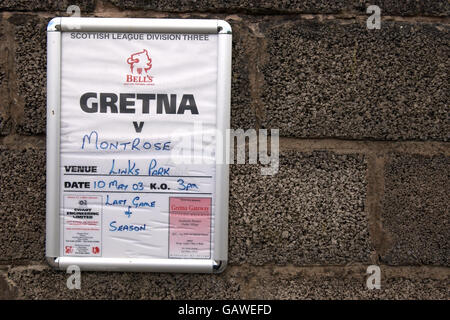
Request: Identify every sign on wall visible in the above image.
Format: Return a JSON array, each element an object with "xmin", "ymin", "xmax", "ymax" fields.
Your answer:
[{"xmin": 46, "ymin": 17, "xmax": 231, "ymax": 273}]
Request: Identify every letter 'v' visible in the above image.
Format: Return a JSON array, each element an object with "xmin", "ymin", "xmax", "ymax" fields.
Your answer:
[{"xmin": 133, "ymin": 121, "xmax": 144, "ymax": 133}]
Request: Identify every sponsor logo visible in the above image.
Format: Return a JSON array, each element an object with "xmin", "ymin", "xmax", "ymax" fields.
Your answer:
[
  {"xmin": 92, "ymin": 246, "xmax": 100, "ymax": 254},
  {"xmin": 125, "ymin": 49, "xmax": 154, "ymax": 85}
]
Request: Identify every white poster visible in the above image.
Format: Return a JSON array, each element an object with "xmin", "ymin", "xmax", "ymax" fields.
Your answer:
[{"xmin": 59, "ymin": 31, "xmax": 218, "ymax": 259}]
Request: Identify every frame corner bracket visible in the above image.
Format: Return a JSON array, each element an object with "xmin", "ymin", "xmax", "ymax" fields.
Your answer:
[
  {"xmin": 47, "ymin": 17, "xmax": 61, "ymax": 32},
  {"xmin": 212, "ymin": 259, "xmax": 227, "ymax": 273},
  {"xmin": 46, "ymin": 256, "xmax": 60, "ymax": 269},
  {"xmin": 217, "ymin": 20, "xmax": 232, "ymax": 34}
]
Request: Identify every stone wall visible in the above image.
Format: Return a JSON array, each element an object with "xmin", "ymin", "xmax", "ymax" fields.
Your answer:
[{"xmin": 0, "ymin": 0, "xmax": 448, "ymax": 299}]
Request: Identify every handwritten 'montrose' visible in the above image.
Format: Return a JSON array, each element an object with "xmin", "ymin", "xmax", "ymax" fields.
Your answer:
[{"xmin": 81, "ymin": 130, "xmax": 172, "ymax": 152}]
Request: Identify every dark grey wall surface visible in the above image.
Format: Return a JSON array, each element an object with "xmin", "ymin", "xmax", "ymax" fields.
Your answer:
[{"xmin": 0, "ymin": 0, "xmax": 448, "ymax": 299}]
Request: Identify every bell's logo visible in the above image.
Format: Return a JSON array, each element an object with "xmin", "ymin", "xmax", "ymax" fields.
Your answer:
[{"xmin": 125, "ymin": 49, "xmax": 154, "ymax": 85}]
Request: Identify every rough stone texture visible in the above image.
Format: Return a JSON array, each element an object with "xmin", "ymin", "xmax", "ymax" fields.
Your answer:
[
  {"xmin": 0, "ymin": 68, "xmax": 4, "ymax": 87},
  {"xmin": 0, "ymin": 272, "xmax": 18, "ymax": 299},
  {"xmin": 230, "ymin": 21, "xmax": 255, "ymax": 130},
  {"xmin": 0, "ymin": 147, "xmax": 46, "ymax": 262},
  {"xmin": 109, "ymin": 0, "xmax": 350, "ymax": 13},
  {"xmin": 229, "ymin": 150, "xmax": 372, "ymax": 265},
  {"xmin": 7, "ymin": 266, "xmax": 449, "ymax": 300},
  {"xmin": 0, "ymin": 15, "xmax": 10, "ymax": 136},
  {"xmin": 8, "ymin": 266, "xmax": 241, "ymax": 299},
  {"xmin": 367, "ymin": 0, "xmax": 450, "ymax": 16},
  {"xmin": 246, "ymin": 271, "xmax": 450, "ymax": 299},
  {"xmin": 260, "ymin": 20, "xmax": 449, "ymax": 141},
  {"xmin": 0, "ymin": 113, "xmax": 11, "ymax": 136},
  {"xmin": 109, "ymin": 1, "xmax": 450, "ymax": 16},
  {"xmin": 0, "ymin": 0, "xmax": 96, "ymax": 12},
  {"xmin": 0, "ymin": 113, "xmax": 12, "ymax": 136},
  {"xmin": 381, "ymin": 153, "xmax": 449, "ymax": 266},
  {"xmin": 8, "ymin": 14, "xmax": 49, "ymax": 135}
]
